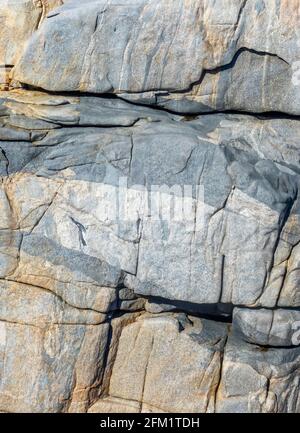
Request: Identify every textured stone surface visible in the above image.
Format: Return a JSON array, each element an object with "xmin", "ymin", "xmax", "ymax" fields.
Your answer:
[
  {"xmin": 94, "ymin": 314, "xmax": 227, "ymax": 413},
  {"xmin": 0, "ymin": 0, "xmax": 63, "ymax": 89},
  {"xmin": 0, "ymin": 89, "xmax": 299, "ymax": 413},
  {"xmin": 233, "ymin": 307, "xmax": 300, "ymax": 347},
  {"xmin": 0, "ymin": 320, "xmax": 109, "ymax": 412},
  {"xmin": 1, "ymin": 90, "xmax": 299, "ymax": 308},
  {"xmin": 0, "ymin": 0, "xmax": 300, "ymax": 414},
  {"xmin": 7, "ymin": 0, "xmax": 300, "ymax": 114},
  {"xmin": 216, "ymin": 332, "xmax": 300, "ymax": 413},
  {"xmin": 88, "ymin": 313, "xmax": 300, "ymax": 413}
]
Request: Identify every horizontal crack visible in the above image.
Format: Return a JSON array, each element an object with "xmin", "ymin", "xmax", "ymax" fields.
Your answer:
[{"xmin": 15, "ymin": 45, "xmax": 297, "ymax": 118}]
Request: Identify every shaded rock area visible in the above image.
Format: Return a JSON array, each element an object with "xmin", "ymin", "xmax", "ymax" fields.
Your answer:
[{"xmin": 0, "ymin": 0, "xmax": 299, "ymax": 413}]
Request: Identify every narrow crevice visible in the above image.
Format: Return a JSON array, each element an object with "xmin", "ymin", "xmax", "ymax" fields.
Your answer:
[
  {"xmin": 16, "ymin": 84, "xmax": 300, "ymax": 120},
  {"xmin": 135, "ymin": 293, "xmax": 300, "ymax": 319},
  {"xmin": 234, "ymin": 0, "xmax": 248, "ymax": 29},
  {"xmin": 41, "ymin": 118, "xmax": 144, "ymax": 129},
  {"xmin": 163, "ymin": 46, "xmax": 290, "ymax": 95},
  {"xmin": 218, "ymin": 255, "xmax": 226, "ymax": 304},
  {"xmin": 214, "ymin": 334, "xmax": 228, "ymax": 412},
  {"xmin": 109, "ymin": 46, "xmax": 290, "ymax": 96},
  {"xmin": 247, "ymin": 341, "xmax": 300, "ymax": 350},
  {"xmin": 0, "ymin": 146, "xmax": 9, "ymax": 175},
  {"xmin": 138, "ymin": 294, "xmax": 234, "ymax": 323}
]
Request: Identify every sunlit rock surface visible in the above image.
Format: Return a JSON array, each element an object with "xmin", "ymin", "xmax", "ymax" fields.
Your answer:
[{"xmin": 9, "ymin": 0, "xmax": 300, "ymax": 114}]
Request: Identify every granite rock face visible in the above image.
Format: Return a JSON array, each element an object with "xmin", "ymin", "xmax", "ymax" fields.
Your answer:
[
  {"xmin": 0, "ymin": 0, "xmax": 64, "ymax": 89},
  {"xmin": 0, "ymin": 0, "xmax": 300, "ymax": 414},
  {"xmin": 9, "ymin": 0, "xmax": 300, "ymax": 114}
]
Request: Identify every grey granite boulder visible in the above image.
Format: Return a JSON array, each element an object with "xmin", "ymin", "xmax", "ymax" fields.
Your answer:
[
  {"xmin": 90, "ymin": 313, "xmax": 228, "ymax": 413},
  {"xmin": 0, "ymin": 89, "xmax": 299, "ymax": 413},
  {"xmin": 89, "ymin": 313, "xmax": 300, "ymax": 413},
  {"xmin": 233, "ymin": 307, "xmax": 300, "ymax": 347},
  {"xmin": 9, "ymin": 0, "xmax": 300, "ymax": 114},
  {"xmin": 216, "ymin": 332, "xmax": 300, "ymax": 413},
  {"xmin": 0, "ymin": 91, "xmax": 299, "ymax": 310},
  {"xmin": 0, "ymin": 0, "xmax": 63, "ymax": 89}
]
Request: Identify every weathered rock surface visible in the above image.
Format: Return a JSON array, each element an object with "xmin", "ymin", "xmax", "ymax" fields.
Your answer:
[
  {"xmin": 233, "ymin": 307, "xmax": 300, "ymax": 347},
  {"xmin": 0, "ymin": 0, "xmax": 300, "ymax": 414},
  {"xmin": 0, "ymin": 0, "xmax": 64, "ymax": 89},
  {"xmin": 1, "ymin": 90, "xmax": 299, "ymax": 308},
  {"xmin": 6, "ymin": 0, "xmax": 300, "ymax": 114},
  {"xmin": 88, "ymin": 314, "xmax": 300, "ymax": 413},
  {"xmin": 0, "ymin": 89, "xmax": 299, "ymax": 413}
]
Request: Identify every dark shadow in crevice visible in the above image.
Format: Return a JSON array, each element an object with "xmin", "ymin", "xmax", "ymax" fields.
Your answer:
[{"xmin": 139, "ymin": 294, "xmax": 234, "ymax": 323}]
